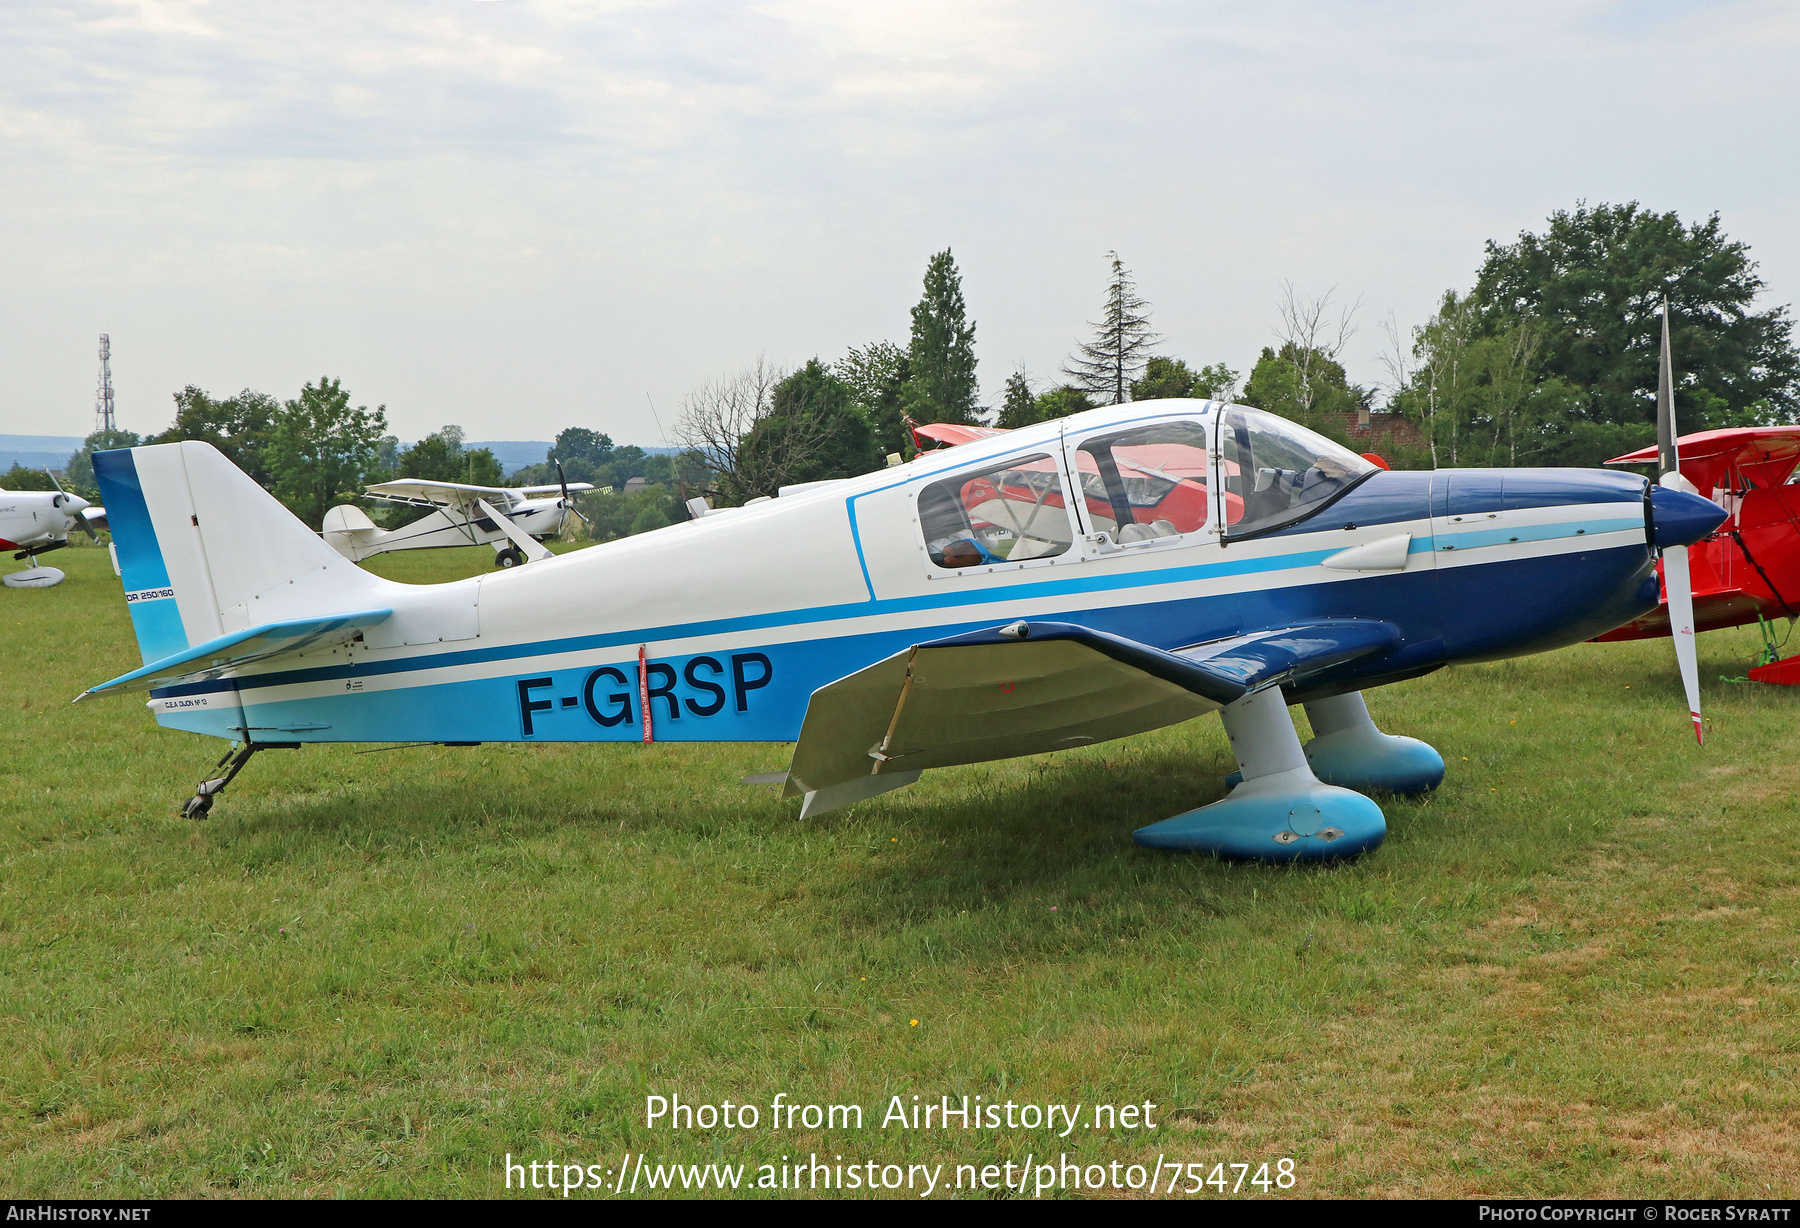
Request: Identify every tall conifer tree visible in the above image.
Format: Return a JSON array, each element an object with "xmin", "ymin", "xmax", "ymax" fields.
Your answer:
[
  {"xmin": 1065, "ymin": 251, "xmax": 1159, "ymax": 404},
  {"xmin": 902, "ymin": 249, "xmax": 980, "ymax": 425}
]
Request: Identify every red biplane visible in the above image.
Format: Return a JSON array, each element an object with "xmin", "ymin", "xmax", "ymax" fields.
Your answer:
[{"xmin": 1596, "ymin": 426, "xmax": 1800, "ymax": 683}]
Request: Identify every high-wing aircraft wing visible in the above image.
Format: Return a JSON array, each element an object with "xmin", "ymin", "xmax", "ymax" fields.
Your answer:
[
  {"xmin": 515, "ymin": 483, "xmax": 596, "ymax": 498},
  {"xmin": 78, "ymin": 609, "xmax": 392, "ymax": 698},
  {"xmin": 362, "ymin": 479, "xmax": 516, "ymax": 509},
  {"xmin": 783, "ymin": 619, "xmax": 1400, "ymax": 816}
]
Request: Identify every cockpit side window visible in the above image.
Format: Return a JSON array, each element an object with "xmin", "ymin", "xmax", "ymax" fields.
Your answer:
[
  {"xmin": 1216, "ymin": 406, "xmax": 1378, "ymax": 538},
  {"xmin": 918, "ymin": 453, "xmax": 1074, "ymax": 570},
  {"xmin": 1073, "ymin": 420, "xmax": 1217, "ymax": 543}
]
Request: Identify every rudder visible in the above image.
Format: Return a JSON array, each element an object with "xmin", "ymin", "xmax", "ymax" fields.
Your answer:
[{"xmin": 94, "ymin": 442, "xmax": 367, "ymax": 667}]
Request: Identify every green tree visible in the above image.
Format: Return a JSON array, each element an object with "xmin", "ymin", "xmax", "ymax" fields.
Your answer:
[
  {"xmin": 1065, "ymin": 251, "xmax": 1159, "ymax": 404},
  {"xmin": 640, "ymin": 448, "xmax": 713, "ymax": 501},
  {"xmin": 1129, "ymin": 356, "xmax": 1197, "ymax": 401},
  {"xmin": 1391, "ymin": 291, "xmax": 1580, "ymax": 467},
  {"xmin": 153, "ymin": 386, "xmax": 281, "ymax": 486},
  {"xmin": 839, "ymin": 340, "xmax": 912, "ymax": 454},
  {"xmin": 552, "ymin": 427, "xmax": 614, "ymax": 465},
  {"xmin": 996, "ymin": 367, "xmax": 1039, "ymax": 428},
  {"xmin": 1471, "ymin": 201, "xmax": 1800, "ymax": 464},
  {"xmin": 738, "ymin": 359, "xmax": 879, "ymax": 494},
  {"xmin": 64, "ymin": 427, "xmax": 143, "ymax": 497},
  {"xmin": 901, "ymin": 250, "xmax": 980, "ymax": 425},
  {"xmin": 398, "ymin": 427, "xmax": 503, "ymax": 487},
  {"xmin": 578, "ymin": 486, "xmax": 684, "ymax": 543},
  {"xmin": 1242, "ymin": 343, "xmax": 1370, "ymax": 435},
  {"xmin": 547, "ymin": 427, "xmax": 615, "ymax": 484},
  {"xmin": 266, "ymin": 377, "xmax": 390, "ymax": 529},
  {"xmin": 1195, "ymin": 362, "xmax": 1240, "ymax": 402},
  {"xmin": 2, "ymin": 464, "xmax": 58, "ymax": 492},
  {"xmin": 1033, "ymin": 385, "xmax": 1095, "ymax": 422}
]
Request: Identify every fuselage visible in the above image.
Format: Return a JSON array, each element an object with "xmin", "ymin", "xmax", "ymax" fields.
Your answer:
[
  {"xmin": 128, "ymin": 400, "xmax": 1666, "ymax": 745},
  {"xmin": 0, "ymin": 488, "xmax": 91, "ymax": 552}
]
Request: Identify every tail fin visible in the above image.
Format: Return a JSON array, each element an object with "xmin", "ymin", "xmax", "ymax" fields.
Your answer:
[
  {"xmin": 93, "ymin": 442, "xmax": 373, "ymax": 666},
  {"xmin": 321, "ymin": 504, "xmax": 381, "ymax": 561}
]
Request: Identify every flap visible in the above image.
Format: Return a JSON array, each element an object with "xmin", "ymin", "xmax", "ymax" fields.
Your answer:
[
  {"xmin": 79, "ymin": 609, "xmax": 392, "ymax": 698},
  {"xmin": 784, "ymin": 621, "xmax": 1248, "ymax": 799}
]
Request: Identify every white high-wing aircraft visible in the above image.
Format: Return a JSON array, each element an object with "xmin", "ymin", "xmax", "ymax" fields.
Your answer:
[
  {"xmin": 321, "ymin": 467, "xmax": 594, "ymax": 568},
  {"xmin": 80, "ymin": 398, "xmax": 1725, "ymax": 860},
  {"xmin": 1, "ymin": 472, "xmax": 106, "ymax": 588}
]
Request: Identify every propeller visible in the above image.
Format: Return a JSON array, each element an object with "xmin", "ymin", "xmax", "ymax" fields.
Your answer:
[
  {"xmin": 1655, "ymin": 296, "xmax": 1705, "ymax": 745},
  {"xmin": 44, "ymin": 467, "xmax": 99, "ymax": 539},
  {"xmin": 553, "ymin": 457, "xmax": 591, "ymax": 530}
]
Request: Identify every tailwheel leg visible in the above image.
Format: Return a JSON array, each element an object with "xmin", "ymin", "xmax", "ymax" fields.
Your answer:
[{"xmin": 182, "ymin": 741, "xmax": 300, "ymax": 820}]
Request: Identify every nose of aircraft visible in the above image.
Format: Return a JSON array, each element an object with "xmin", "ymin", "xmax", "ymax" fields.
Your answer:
[{"xmin": 1650, "ymin": 485, "xmax": 1728, "ymax": 549}]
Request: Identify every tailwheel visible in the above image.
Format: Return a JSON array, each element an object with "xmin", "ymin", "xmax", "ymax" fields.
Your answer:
[{"xmin": 180, "ymin": 741, "xmax": 299, "ymax": 820}]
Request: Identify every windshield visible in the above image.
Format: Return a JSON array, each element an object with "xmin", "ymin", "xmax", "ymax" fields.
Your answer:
[{"xmin": 1217, "ymin": 406, "xmax": 1377, "ymax": 537}]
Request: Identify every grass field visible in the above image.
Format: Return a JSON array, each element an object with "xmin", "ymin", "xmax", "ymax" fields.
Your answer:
[{"xmin": 3, "ymin": 542, "xmax": 1798, "ymax": 1199}]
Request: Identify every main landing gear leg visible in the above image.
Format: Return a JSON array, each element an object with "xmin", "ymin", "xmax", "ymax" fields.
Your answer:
[
  {"xmin": 182, "ymin": 742, "xmax": 299, "ymax": 820},
  {"xmin": 1134, "ymin": 688, "xmax": 1386, "ymax": 861},
  {"xmin": 1301, "ymin": 691, "xmax": 1445, "ymax": 796}
]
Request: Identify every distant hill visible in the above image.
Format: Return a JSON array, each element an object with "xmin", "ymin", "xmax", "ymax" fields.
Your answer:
[
  {"xmin": 1, "ymin": 434, "xmax": 673, "ymax": 479},
  {"xmin": 1, "ymin": 434, "xmax": 84, "ymax": 473},
  {"xmin": 473, "ymin": 441, "xmax": 681, "ymax": 476}
]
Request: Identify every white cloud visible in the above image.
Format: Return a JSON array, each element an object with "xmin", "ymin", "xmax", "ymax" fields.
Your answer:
[{"xmin": 1, "ymin": 0, "xmax": 1795, "ymax": 441}]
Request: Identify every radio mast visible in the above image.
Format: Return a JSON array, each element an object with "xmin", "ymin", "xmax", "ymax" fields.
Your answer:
[{"xmin": 95, "ymin": 334, "xmax": 117, "ymax": 433}]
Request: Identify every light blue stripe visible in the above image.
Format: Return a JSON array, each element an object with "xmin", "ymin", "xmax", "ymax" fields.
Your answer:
[
  {"xmin": 1437, "ymin": 516, "xmax": 1642, "ymax": 551},
  {"xmin": 126, "ymin": 598, "xmax": 188, "ymax": 663}
]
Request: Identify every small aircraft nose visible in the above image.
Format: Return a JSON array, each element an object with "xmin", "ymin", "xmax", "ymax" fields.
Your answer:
[{"xmin": 1649, "ymin": 485, "xmax": 1727, "ymax": 549}]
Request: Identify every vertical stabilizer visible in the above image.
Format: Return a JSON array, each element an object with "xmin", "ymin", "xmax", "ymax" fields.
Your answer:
[{"xmin": 93, "ymin": 442, "xmax": 377, "ymax": 667}]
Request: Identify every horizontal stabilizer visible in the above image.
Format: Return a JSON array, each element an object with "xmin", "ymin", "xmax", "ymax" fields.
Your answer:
[{"xmin": 79, "ymin": 609, "xmax": 392, "ymax": 699}]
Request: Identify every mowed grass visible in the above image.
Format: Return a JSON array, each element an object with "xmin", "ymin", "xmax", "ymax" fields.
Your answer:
[{"xmin": 3, "ymin": 543, "xmax": 1799, "ymax": 1199}]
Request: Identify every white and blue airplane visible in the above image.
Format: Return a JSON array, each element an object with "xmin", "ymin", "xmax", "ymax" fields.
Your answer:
[
  {"xmin": 2, "ymin": 471, "xmax": 106, "ymax": 588},
  {"xmin": 79, "ymin": 398, "xmax": 1725, "ymax": 860}
]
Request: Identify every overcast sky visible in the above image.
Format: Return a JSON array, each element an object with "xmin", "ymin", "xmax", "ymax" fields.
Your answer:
[{"xmin": 3, "ymin": 0, "xmax": 1796, "ymax": 445}]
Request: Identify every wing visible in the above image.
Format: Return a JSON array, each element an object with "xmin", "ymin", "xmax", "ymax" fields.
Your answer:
[
  {"xmin": 78, "ymin": 609, "xmax": 392, "ymax": 698},
  {"xmin": 783, "ymin": 618, "xmax": 1400, "ymax": 815},
  {"xmin": 363, "ymin": 479, "xmax": 515, "ymax": 509},
  {"xmin": 914, "ymin": 423, "xmax": 1010, "ymax": 448},
  {"xmin": 515, "ymin": 483, "xmax": 596, "ymax": 497}
]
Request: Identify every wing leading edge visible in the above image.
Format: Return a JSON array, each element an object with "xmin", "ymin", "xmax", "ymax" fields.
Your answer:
[{"xmin": 784, "ymin": 619, "xmax": 1399, "ymax": 817}]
